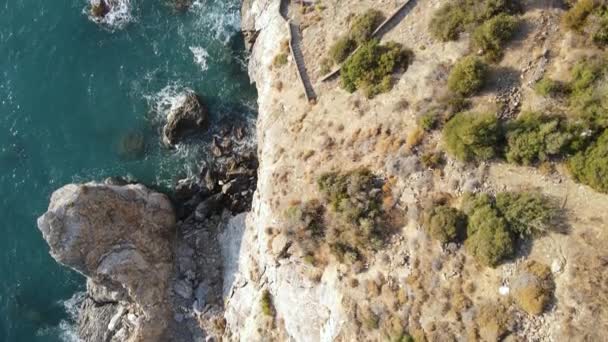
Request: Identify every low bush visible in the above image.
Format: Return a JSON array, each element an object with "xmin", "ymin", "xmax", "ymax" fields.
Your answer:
[
  {"xmin": 317, "ymin": 169, "xmax": 388, "ymax": 260},
  {"xmin": 442, "ymin": 112, "xmax": 501, "ymax": 162},
  {"xmin": 319, "ymin": 58, "xmax": 332, "ymax": 75},
  {"xmin": 592, "ymin": 13, "xmax": 608, "ymax": 46},
  {"xmin": 273, "ymin": 53, "xmax": 288, "ymax": 68},
  {"xmin": 495, "ymin": 191, "xmax": 555, "ymax": 237},
  {"xmin": 421, "ymin": 151, "xmax": 444, "ymax": 169},
  {"xmin": 568, "ymin": 129, "xmax": 608, "ymax": 193},
  {"xmin": 511, "ymin": 260, "xmax": 554, "ymax": 315},
  {"xmin": 260, "ymin": 290, "xmax": 275, "ymax": 316},
  {"xmin": 563, "ymin": 1, "xmax": 608, "ymax": 47},
  {"xmin": 405, "ymin": 127, "xmax": 425, "ymax": 149},
  {"xmin": 505, "ymin": 112, "xmax": 573, "ymax": 165},
  {"xmin": 417, "ymin": 111, "xmax": 440, "ymax": 131},
  {"xmin": 285, "ymin": 200, "xmax": 326, "ymax": 262},
  {"xmin": 534, "ymin": 76, "xmax": 568, "ymax": 97},
  {"xmin": 476, "ymin": 302, "xmax": 510, "ymax": 342},
  {"xmin": 422, "ymin": 205, "xmax": 467, "ymax": 243},
  {"xmin": 329, "ymin": 36, "xmax": 356, "ymax": 64},
  {"xmin": 429, "ymin": 3, "xmax": 468, "ymax": 41},
  {"xmin": 429, "ymin": 0, "xmax": 521, "ymax": 42},
  {"xmin": 350, "ymin": 9, "xmax": 385, "ymax": 45},
  {"xmin": 318, "ymin": 169, "xmax": 381, "ymax": 221},
  {"xmin": 447, "ymin": 56, "xmax": 488, "ymax": 96},
  {"xmin": 472, "ymin": 13, "xmax": 519, "ymax": 61},
  {"xmin": 461, "ymin": 191, "xmax": 560, "ymax": 267},
  {"xmin": 464, "ymin": 200, "xmax": 514, "ymax": 267},
  {"xmin": 562, "ymin": 0, "xmax": 596, "ymax": 31},
  {"xmin": 341, "ymin": 40, "xmax": 411, "ymax": 97},
  {"xmin": 438, "ymin": 93, "xmax": 471, "ymax": 117},
  {"xmin": 567, "ymin": 59, "xmax": 608, "ymax": 129}
]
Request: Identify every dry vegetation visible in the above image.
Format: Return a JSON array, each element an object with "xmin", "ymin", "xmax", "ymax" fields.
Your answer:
[{"xmin": 254, "ymin": 0, "xmax": 608, "ymax": 340}]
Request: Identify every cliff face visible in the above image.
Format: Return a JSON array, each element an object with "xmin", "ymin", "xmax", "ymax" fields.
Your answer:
[
  {"xmin": 38, "ymin": 183, "xmax": 175, "ymax": 342},
  {"xmin": 228, "ymin": 0, "xmax": 608, "ymax": 341}
]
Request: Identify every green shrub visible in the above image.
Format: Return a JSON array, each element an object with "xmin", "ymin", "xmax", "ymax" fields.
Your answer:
[
  {"xmin": 505, "ymin": 112, "xmax": 573, "ymax": 165},
  {"xmin": 534, "ymin": 76, "xmax": 568, "ymax": 97},
  {"xmin": 472, "ymin": 13, "xmax": 519, "ymax": 61},
  {"xmin": 392, "ymin": 335, "xmax": 415, "ymax": 342},
  {"xmin": 495, "ymin": 191, "xmax": 556, "ymax": 237},
  {"xmin": 439, "ymin": 93, "xmax": 471, "ymax": 117},
  {"xmin": 329, "ymin": 36, "xmax": 356, "ymax": 64},
  {"xmin": 429, "ymin": 3, "xmax": 468, "ymax": 41},
  {"xmin": 442, "ymin": 112, "xmax": 501, "ymax": 162},
  {"xmin": 421, "ymin": 151, "xmax": 444, "ymax": 169},
  {"xmin": 447, "ymin": 56, "xmax": 488, "ymax": 96},
  {"xmin": 341, "ymin": 40, "xmax": 411, "ymax": 97},
  {"xmin": 592, "ymin": 13, "xmax": 608, "ymax": 46},
  {"xmin": 567, "ymin": 59, "xmax": 608, "ymax": 129},
  {"xmin": 350, "ymin": 9, "xmax": 385, "ymax": 45},
  {"xmin": 417, "ymin": 111, "xmax": 440, "ymax": 131},
  {"xmin": 465, "ymin": 202, "xmax": 514, "ymax": 267},
  {"xmin": 260, "ymin": 290, "xmax": 274, "ymax": 316},
  {"xmin": 285, "ymin": 200, "xmax": 326, "ymax": 260},
  {"xmin": 429, "ymin": 0, "xmax": 521, "ymax": 42},
  {"xmin": 273, "ymin": 53, "xmax": 288, "ymax": 68},
  {"xmin": 423, "ymin": 205, "xmax": 467, "ymax": 243},
  {"xmin": 568, "ymin": 129, "xmax": 608, "ymax": 193},
  {"xmin": 318, "ymin": 169, "xmax": 388, "ymax": 260},
  {"xmin": 318, "ymin": 169, "xmax": 381, "ymax": 221},
  {"xmin": 461, "ymin": 191, "xmax": 562, "ymax": 267},
  {"xmin": 562, "ymin": 0, "xmax": 596, "ymax": 31},
  {"xmin": 461, "ymin": 192, "xmax": 494, "ymax": 215}
]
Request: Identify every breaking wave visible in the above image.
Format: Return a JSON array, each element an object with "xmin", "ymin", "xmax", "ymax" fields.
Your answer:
[
  {"xmin": 189, "ymin": 46, "xmax": 209, "ymax": 72},
  {"xmin": 84, "ymin": 0, "xmax": 135, "ymax": 30}
]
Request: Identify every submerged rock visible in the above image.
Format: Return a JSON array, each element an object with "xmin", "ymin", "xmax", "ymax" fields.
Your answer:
[
  {"xmin": 170, "ymin": 0, "xmax": 194, "ymax": 11},
  {"xmin": 37, "ymin": 183, "xmax": 176, "ymax": 342},
  {"xmin": 118, "ymin": 130, "xmax": 145, "ymax": 159},
  {"xmin": 163, "ymin": 91, "xmax": 209, "ymax": 147}
]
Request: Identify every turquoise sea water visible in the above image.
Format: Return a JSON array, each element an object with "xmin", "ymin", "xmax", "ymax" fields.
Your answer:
[{"xmin": 0, "ymin": 0, "xmax": 256, "ymax": 340}]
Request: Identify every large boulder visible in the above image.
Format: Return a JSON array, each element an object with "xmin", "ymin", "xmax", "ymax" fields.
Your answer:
[
  {"xmin": 162, "ymin": 91, "xmax": 209, "ymax": 146},
  {"xmin": 37, "ymin": 183, "xmax": 176, "ymax": 342}
]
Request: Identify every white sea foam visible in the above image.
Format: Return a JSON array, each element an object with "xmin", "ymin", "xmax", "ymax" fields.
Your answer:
[
  {"xmin": 191, "ymin": 0, "xmax": 240, "ymax": 45},
  {"xmin": 85, "ymin": 0, "xmax": 135, "ymax": 30},
  {"xmin": 144, "ymin": 84, "xmax": 192, "ymax": 124},
  {"xmin": 35, "ymin": 292, "xmax": 84, "ymax": 342},
  {"xmin": 59, "ymin": 291, "xmax": 85, "ymax": 342},
  {"xmin": 189, "ymin": 46, "xmax": 209, "ymax": 72}
]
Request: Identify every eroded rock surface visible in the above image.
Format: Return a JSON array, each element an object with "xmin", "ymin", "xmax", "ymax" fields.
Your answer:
[{"xmin": 37, "ymin": 183, "xmax": 176, "ymax": 342}]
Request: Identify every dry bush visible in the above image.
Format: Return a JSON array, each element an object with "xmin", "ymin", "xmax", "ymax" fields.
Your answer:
[
  {"xmin": 406, "ymin": 127, "xmax": 425, "ymax": 150},
  {"xmin": 475, "ymin": 302, "xmax": 511, "ymax": 341},
  {"xmin": 511, "ymin": 260, "xmax": 555, "ymax": 315}
]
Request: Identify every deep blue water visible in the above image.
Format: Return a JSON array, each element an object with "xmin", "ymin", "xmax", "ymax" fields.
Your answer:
[{"xmin": 0, "ymin": 0, "xmax": 256, "ymax": 340}]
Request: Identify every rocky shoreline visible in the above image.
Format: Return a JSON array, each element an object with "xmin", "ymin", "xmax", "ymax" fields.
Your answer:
[{"xmin": 38, "ymin": 78, "xmax": 258, "ymax": 341}]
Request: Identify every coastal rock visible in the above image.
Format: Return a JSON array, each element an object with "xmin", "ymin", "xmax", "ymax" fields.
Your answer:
[
  {"xmin": 163, "ymin": 91, "xmax": 209, "ymax": 146},
  {"xmin": 175, "ymin": 177, "xmax": 200, "ymax": 202},
  {"xmin": 90, "ymin": 0, "xmax": 110, "ymax": 18},
  {"xmin": 37, "ymin": 183, "xmax": 176, "ymax": 342},
  {"xmin": 170, "ymin": 0, "xmax": 194, "ymax": 11},
  {"xmin": 194, "ymin": 193, "xmax": 225, "ymax": 221}
]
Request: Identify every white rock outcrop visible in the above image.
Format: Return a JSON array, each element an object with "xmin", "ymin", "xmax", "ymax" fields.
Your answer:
[{"xmin": 38, "ymin": 183, "xmax": 176, "ymax": 342}]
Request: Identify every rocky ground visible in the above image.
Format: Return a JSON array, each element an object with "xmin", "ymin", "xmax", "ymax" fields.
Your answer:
[{"xmin": 38, "ymin": 0, "xmax": 608, "ymax": 341}]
